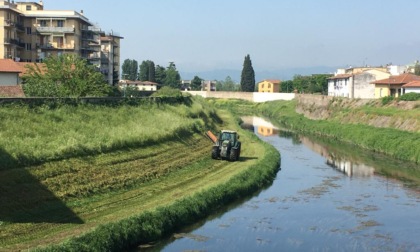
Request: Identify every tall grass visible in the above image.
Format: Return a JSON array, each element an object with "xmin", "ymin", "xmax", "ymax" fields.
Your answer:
[{"xmin": 0, "ymin": 97, "xmax": 219, "ymax": 169}]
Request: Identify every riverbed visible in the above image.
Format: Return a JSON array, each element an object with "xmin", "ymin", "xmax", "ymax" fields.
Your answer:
[{"xmin": 140, "ymin": 117, "xmax": 420, "ymax": 251}]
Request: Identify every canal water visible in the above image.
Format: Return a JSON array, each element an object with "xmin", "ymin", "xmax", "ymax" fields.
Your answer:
[{"xmin": 140, "ymin": 117, "xmax": 420, "ymax": 252}]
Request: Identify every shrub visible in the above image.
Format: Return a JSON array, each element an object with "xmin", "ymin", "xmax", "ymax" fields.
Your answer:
[
  {"xmin": 151, "ymin": 86, "xmax": 182, "ymax": 97},
  {"xmin": 399, "ymin": 92, "xmax": 420, "ymax": 101},
  {"xmin": 381, "ymin": 95, "xmax": 394, "ymax": 105}
]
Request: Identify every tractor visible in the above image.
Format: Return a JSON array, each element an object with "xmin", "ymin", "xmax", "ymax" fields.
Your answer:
[{"xmin": 209, "ymin": 130, "xmax": 241, "ymax": 161}]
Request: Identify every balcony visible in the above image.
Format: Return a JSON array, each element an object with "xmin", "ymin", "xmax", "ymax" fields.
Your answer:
[
  {"xmin": 4, "ymin": 20, "xmax": 24, "ymax": 31},
  {"xmin": 38, "ymin": 42, "xmax": 75, "ymax": 50},
  {"xmin": 87, "ymin": 52, "xmax": 101, "ymax": 60},
  {"xmin": 4, "ymin": 38, "xmax": 25, "ymax": 48},
  {"xmin": 36, "ymin": 26, "xmax": 75, "ymax": 34}
]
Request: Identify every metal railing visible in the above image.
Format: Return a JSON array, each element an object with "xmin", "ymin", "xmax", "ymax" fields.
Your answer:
[{"xmin": 36, "ymin": 27, "xmax": 75, "ymax": 33}]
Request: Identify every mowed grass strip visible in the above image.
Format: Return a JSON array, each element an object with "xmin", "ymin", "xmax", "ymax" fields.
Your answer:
[{"xmin": 1, "ymin": 108, "xmax": 267, "ymax": 251}]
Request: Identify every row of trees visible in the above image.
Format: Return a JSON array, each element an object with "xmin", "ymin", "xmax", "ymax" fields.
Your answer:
[
  {"xmin": 281, "ymin": 74, "xmax": 331, "ymax": 94},
  {"xmin": 21, "ymin": 54, "xmax": 328, "ymax": 98},
  {"xmin": 122, "ymin": 54, "xmax": 258, "ymax": 92},
  {"xmin": 122, "ymin": 59, "xmax": 181, "ymax": 89}
]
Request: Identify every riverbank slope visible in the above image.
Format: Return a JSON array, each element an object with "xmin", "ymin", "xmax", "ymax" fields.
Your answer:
[
  {"xmin": 210, "ymin": 97, "xmax": 419, "ymax": 164},
  {"xmin": 0, "ymin": 98, "xmax": 280, "ymax": 251}
]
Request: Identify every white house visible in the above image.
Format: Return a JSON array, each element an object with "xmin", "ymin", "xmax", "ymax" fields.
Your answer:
[
  {"xmin": 403, "ymin": 81, "xmax": 420, "ymax": 94},
  {"xmin": 118, "ymin": 80, "xmax": 158, "ymax": 91},
  {"xmin": 328, "ymin": 67, "xmax": 390, "ymax": 99},
  {"xmin": 328, "ymin": 74, "xmax": 352, "ymax": 97}
]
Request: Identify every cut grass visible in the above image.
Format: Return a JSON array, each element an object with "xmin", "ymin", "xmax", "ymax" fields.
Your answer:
[{"xmin": 0, "ymin": 105, "xmax": 278, "ymax": 251}]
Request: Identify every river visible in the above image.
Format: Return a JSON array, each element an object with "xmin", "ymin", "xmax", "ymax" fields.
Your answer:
[{"xmin": 140, "ymin": 117, "xmax": 420, "ymax": 252}]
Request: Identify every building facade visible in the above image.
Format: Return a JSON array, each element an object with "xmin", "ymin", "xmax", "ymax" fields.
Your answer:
[
  {"xmin": 371, "ymin": 73, "xmax": 420, "ymax": 98},
  {"xmin": 201, "ymin": 80, "xmax": 216, "ymax": 91},
  {"xmin": 402, "ymin": 81, "xmax": 420, "ymax": 94},
  {"xmin": 328, "ymin": 67, "xmax": 390, "ymax": 99},
  {"xmin": 258, "ymin": 79, "xmax": 281, "ymax": 93},
  {"xmin": 0, "ymin": 1, "xmax": 122, "ymax": 85}
]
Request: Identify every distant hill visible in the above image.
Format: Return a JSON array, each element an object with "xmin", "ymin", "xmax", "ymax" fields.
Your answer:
[{"xmin": 180, "ymin": 66, "xmax": 336, "ymax": 83}]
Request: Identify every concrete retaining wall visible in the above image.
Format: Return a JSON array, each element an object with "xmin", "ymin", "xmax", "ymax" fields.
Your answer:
[{"xmin": 185, "ymin": 91, "xmax": 295, "ymax": 102}]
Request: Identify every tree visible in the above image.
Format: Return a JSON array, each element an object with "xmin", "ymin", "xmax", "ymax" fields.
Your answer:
[
  {"xmin": 216, "ymin": 76, "xmax": 239, "ymax": 91},
  {"xmin": 22, "ymin": 55, "xmax": 110, "ymax": 97},
  {"xmin": 280, "ymin": 80, "xmax": 294, "ymax": 93},
  {"xmin": 414, "ymin": 62, "xmax": 420, "ymax": 76},
  {"xmin": 223, "ymin": 76, "xmax": 238, "ymax": 91},
  {"xmin": 121, "ymin": 59, "xmax": 138, "ymax": 80},
  {"xmin": 163, "ymin": 62, "xmax": 181, "ymax": 88},
  {"xmin": 191, "ymin": 76, "xmax": 203, "ymax": 90},
  {"xmin": 148, "ymin": 61, "xmax": 156, "ymax": 82},
  {"xmin": 155, "ymin": 65, "xmax": 166, "ymax": 85},
  {"xmin": 240, "ymin": 54, "xmax": 255, "ymax": 92}
]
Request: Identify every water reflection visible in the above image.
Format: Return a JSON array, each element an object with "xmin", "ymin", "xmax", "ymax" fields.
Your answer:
[
  {"xmin": 299, "ymin": 136, "xmax": 375, "ymax": 177},
  {"xmin": 138, "ymin": 116, "xmax": 420, "ymax": 252},
  {"xmin": 243, "ymin": 116, "xmax": 418, "ymax": 183}
]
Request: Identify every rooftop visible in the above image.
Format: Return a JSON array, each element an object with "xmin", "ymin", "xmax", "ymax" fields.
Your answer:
[
  {"xmin": 370, "ymin": 73, "xmax": 420, "ymax": 85},
  {"xmin": 0, "ymin": 59, "xmax": 23, "ymax": 73}
]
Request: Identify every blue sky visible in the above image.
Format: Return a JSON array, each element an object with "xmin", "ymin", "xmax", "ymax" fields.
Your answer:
[{"xmin": 42, "ymin": 0, "xmax": 420, "ymax": 80}]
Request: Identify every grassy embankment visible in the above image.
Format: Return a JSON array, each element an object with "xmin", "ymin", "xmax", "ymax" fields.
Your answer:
[
  {"xmin": 210, "ymin": 98, "xmax": 420, "ymax": 164},
  {"xmin": 0, "ymin": 97, "xmax": 279, "ymax": 251}
]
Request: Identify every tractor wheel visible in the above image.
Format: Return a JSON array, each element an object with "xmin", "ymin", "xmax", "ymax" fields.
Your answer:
[
  {"xmin": 237, "ymin": 146, "xmax": 241, "ymax": 160},
  {"xmin": 229, "ymin": 149, "xmax": 238, "ymax": 161},
  {"xmin": 211, "ymin": 147, "xmax": 219, "ymax": 159}
]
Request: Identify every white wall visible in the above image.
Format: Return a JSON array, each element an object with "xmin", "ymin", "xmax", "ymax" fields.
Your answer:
[
  {"xmin": 184, "ymin": 91, "xmax": 295, "ymax": 102},
  {"xmin": 253, "ymin": 92, "xmax": 295, "ymax": 102},
  {"xmin": 328, "ymin": 78, "xmax": 350, "ymax": 97},
  {"xmin": 404, "ymin": 87, "xmax": 420, "ymax": 94}
]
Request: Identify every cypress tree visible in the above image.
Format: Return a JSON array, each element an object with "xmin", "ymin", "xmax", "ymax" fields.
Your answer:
[{"xmin": 240, "ymin": 54, "xmax": 255, "ymax": 92}]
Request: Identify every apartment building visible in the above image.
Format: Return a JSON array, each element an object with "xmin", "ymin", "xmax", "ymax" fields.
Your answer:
[{"xmin": 0, "ymin": 0, "xmax": 122, "ymax": 85}]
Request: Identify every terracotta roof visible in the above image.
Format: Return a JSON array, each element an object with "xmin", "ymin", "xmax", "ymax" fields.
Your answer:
[
  {"xmin": 0, "ymin": 59, "xmax": 22, "ymax": 73},
  {"xmin": 142, "ymin": 81, "xmax": 158, "ymax": 85},
  {"xmin": 328, "ymin": 74, "xmax": 353, "ymax": 80},
  {"xmin": 370, "ymin": 73, "xmax": 420, "ymax": 85},
  {"xmin": 402, "ymin": 80, "xmax": 420, "ymax": 88},
  {"xmin": 0, "ymin": 85, "xmax": 25, "ymax": 97},
  {"xmin": 261, "ymin": 79, "xmax": 281, "ymax": 84},
  {"xmin": 118, "ymin": 80, "xmax": 158, "ymax": 86},
  {"xmin": 15, "ymin": 62, "xmax": 47, "ymax": 77}
]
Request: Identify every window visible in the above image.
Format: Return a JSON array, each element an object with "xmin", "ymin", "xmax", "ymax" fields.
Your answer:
[
  {"xmin": 26, "ymin": 5, "xmax": 31, "ymax": 11},
  {"xmin": 26, "ymin": 27, "xmax": 31, "ymax": 35},
  {"xmin": 40, "ymin": 20, "xmax": 47, "ymax": 27},
  {"xmin": 57, "ymin": 20, "xmax": 64, "ymax": 27},
  {"xmin": 26, "ymin": 43, "xmax": 32, "ymax": 51}
]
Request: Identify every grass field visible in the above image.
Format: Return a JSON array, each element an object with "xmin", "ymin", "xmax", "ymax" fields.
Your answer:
[{"xmin": 0, "ymin": 98, "xmax": 279, "ymax": 251}]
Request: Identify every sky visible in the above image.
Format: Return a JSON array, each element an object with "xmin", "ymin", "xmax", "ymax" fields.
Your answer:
[{"xmin": 40, "ymin": 0, "xmax": 420, "ymax": 80}]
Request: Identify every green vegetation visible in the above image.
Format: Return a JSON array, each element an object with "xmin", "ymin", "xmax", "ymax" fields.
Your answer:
[
  {"xmin": 121, "ymin": 58, "xmax": 138, "ymax": 81},
  {"xmin": 211, "ymin": 99, "xmax": 420, "ymax": 163},
  {"xmin": 399, "ymin": 92, "xmax": 420, "ymax": 101},
  {"xmin": 0, "ymin": 97, "xmax": 280, "ymax": 251},
  {"xmin": 216, "ymin": 76, "xmax": 240, "ymax": 91},
  {"xmin": 240, "ymin": 54, "xmax": 255, "ymax": 92},
  {"xmin": 381, "ymin": 95, "xmax": 394, "ymax": 105},
  {"xmin": 288, "ymin": 74, "xmax": 332, "ymax": 94},
  {"xmin": 0, "ymin": 96, "xmax": 209, "ymax": 169},
  {"xmin": 22, "ymin": 55, "xmax": 111, "ymax": 97}
]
